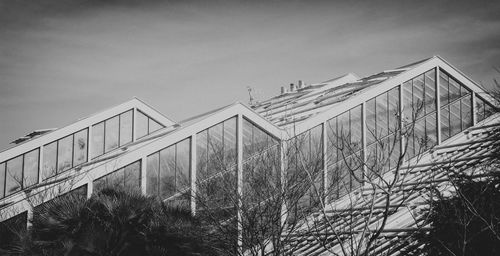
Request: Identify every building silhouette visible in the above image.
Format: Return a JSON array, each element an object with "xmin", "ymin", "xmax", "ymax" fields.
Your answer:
[{"xmin": 0, "ymin": 56, "xmax": 497, "ymax": 254}]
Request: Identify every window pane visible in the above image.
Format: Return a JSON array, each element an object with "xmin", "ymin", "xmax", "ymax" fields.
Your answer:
[
  {"xmin": 5, "ymin": 156, "xmax": 23, "ymax": 196},
  {"xmin": 387, "ymin": 88, "xmax": 400, "ymax": 134},
  {"xmin": 440, "ymin": 106, "xmax": 450, "ymax": 141},
  {"xmin": 242, "ymin": 119, "xmax": 253, "ymax": 159},
  {"xmin": 449, "ymin": 100, "xmax": 461, "ymax": 137},
  {"xmin": 461, "ymin": 97, "xmax": 472, "ymax": 130},
  {"xmin": 0, "ymin": 163, "xmax": 5, "ymax": 198},
  {"xmin": 119, "ymin": 110, "xmax": 133, "ymax": 146},
  {"xmin": 24, "ymin": 149, "xmax": 39, "ymax": 187},
  {"xmin": 207, "ymin": 123, "xmax": 224, "ymax": 177},
  {"xmin": 124, "ymin": 161, "xmax": 141, "ymax": 191},
  {"xmin": 176, "ymin": 138, "xmax": 191, "ymax": 190},
  {"xmin": 196, "ymin": 130, "xmax": 208, "ymax": 180},
  {"xmin": 160, "ymin": 146, "xmax": 176, "ymax": 199},
  {"xmin": 402, "ymin": 81, "xmax": 413, "ymax": 121},
  {"xmin": 413, "ymin": 75, "xmax": 425, "ymax": 119},
  {"xmin": 148, "ymin": 118, "xmax": 163, "ymax": 134},
  {"xmin": 42, "ymin": 142, "xmax": 57, "ymax": 179},
  {"xmin": 376, "ymin": 92, "xmax": 389, "ymax": 138},
  {"xmin": 425, "ymin": 114, "xmax": 437, "ymax": 148},
  {"xmin": 91, "ymin": 122, "xmax": 104, "ymax": 158},
  {"xmin": 476, "ymin": 97, "xmax": 486, "ymax": 122},
  {"xmin": 366, "ymin": 98, "xmax": 376, "ymax": 145},
  {"xmin": 326, "ymin": 117, "xmax": 338, "ymax": 164},
  {"xmin": 108, "ymin": 168, "xmax": 125, "ymax": 187},
  {"xmin": 104, "ymin": 116, "xmax": 119, "ymax": 152},
  {"xmin": 73, "ymin": 129, "xmax": 88, "ymax": 166},
  {"xmin": 448, "ymin": 78, "xmax": 461, "ymax": 103},
  {"xmin": 439, "ymin": 72, "xmax": 449, "ymax": 106},
  {"xmin": 136, "ymin": 111, "xmax": 148, "ymax": 139},
  {"xmin": 146, "ymin": 152, "xmax": 159, "ymax": 196},
  {"xmin": 57, "ymin": 135, "xmax": 73, "ymax": 173},
  {"xmin": 424, "ymin": 69, "xmax": 436, "ymax": 114},
  {"xmin": 223, "ymin": 117, "xmax": 237, "ymax": 167}
]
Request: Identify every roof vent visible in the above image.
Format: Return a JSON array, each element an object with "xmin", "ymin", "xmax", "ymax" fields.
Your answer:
[
  {"xmin": 10, "ymin": 128, "xmax": 57, "ymax": 145},
  {"xmin": 281, "ymin": 86, "xmax": 286, "ymax": 94},
  {"xmin": 290, "ymin": 83, "xmax": 295, "ymax": 92},
  {"xmin": 297, "ymin": 80, "xmax": 304, "ymax": 89}
]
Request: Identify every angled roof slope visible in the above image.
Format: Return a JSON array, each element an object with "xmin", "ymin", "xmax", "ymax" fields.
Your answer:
[{"xmin": 284, "ymin": 115, "xmax": 500, "ymax": 256}]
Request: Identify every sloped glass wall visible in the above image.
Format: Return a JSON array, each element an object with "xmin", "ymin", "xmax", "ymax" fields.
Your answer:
[
  {"xmin": 439, "ymin": 70, "xmax": 473, "ymax": 141},
  {"xmin": 43, "ymin": 128, "xmax": 88, "ymax": 179},
  {"xmin": 91, "ymin": 110, "xmax": 133, "ymax": 159},
  {"xmin": 94, "ymin": 160, "xmax": 141, "ymax": 192}
]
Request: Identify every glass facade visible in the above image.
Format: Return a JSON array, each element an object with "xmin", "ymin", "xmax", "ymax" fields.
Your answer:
[
  {"xmin": 439, "ymin": 70, "xmax": 472, "ymax": 141},
  {"xmin": 91, "ymin": 110, "xmax": 134, "ymax": 159},
  {"xmin": 146, "ymin": 138, "xmax": 191, "ymax": 200},
  {"xmin": 94, "ymin": 161, "xmax": 141, "ymax": 192},
  {"xmin": 0, "ymin": 148, "xmax": 40, "ymax": 198},
  {"xmin": 43, "ymin": 128, "xmax": 88, "ymax": 180},
  {"xmin": 196, "ymin": 117, "xmax": 237, "ymax": 210},
  {"xmin": 243, "ymin": 119, "xmax": 280, "ymax": 206},
  {"xmin": 327, "ymin": 105, "xmax": 364, "ymax": 199},
  {"xmin": 403, "ymin": 69, "xmax": 437, "ymax": 158},
  {"xmin": 475, "ymin": 95, "xmax": 495, "ymax": 123}
]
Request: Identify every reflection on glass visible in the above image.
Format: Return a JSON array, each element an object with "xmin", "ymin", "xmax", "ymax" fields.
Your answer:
[
  {"xmin": 149, "ymin": 118, "xmax": 163, "ymax": 134},
  {"xmin": 160, "ymin": 146, "xmax": 176, "ymax": 198},
  {"xmin": 6, "ymin": 156, "xmax": 23, "ymax": 196},
  {"xmin": 176, "ymin": 138, "xmax": 191, "ymax": 189},
  {"xmin": 73, "ymin": 129, "xmax": 88, "ymax": 166},
  {"xmin": 23, "ymin": 149, "xmax": 39, "ymax": 187},
  {"xmin": 119, "ymin": 110, "xmax": 133, "ymax": 146},
  {"xmin": 124, "ymin": 161, "xmax": 141, "ymax": 190},
  {"xmin": 57, "ymin": 135, "xmax": 73, "ymax": 173},
  {"xmin": 94, "ymin": 161, "xmax": 141, "ymax": 193},
  {"xmin": 43, "ymin": 142, "xmax": 57, "ymax": 179},
  {"xmin": 146, "ymin": 152, "xmax": 159, "ymax": 196},
  {"xmin": 92, "ymin": 122, "xmax": 104, "ymax": 158},
  {"xmin": 104, "ymin": 116, "xmax": 119, "ymax": 152},
  {"xmin": 136, "ymin": 111, "xmax": 149, "ymax": 139}
]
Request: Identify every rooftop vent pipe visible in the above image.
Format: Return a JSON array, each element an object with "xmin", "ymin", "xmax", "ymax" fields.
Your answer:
[
  {"xmin": 281, "ymin": 86, "xmax": 286, "ymax": 94},
  {"xmin": 298, "ymin": 80, "xmax": 304, "ymax": 89},
  {"xmin": 290, "ymin": 83, "xmax": 295, "ymax": 92}
]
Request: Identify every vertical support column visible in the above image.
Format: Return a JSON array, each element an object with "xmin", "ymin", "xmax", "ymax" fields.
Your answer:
[
  {"xmin": 471, "ymin": 91, "xmax": 477, "ymax": 125},
  {"xmin": 436, "ymin": 68, "xmax": 442, "ymax": 144},
  {"xmin": 140, "ymin": 157, "xmax": 147, "ymax": 195},
  {"xmin": 398, "ymin": 84, "xmax": 405, "ymax": 157},
  {"xmin": 361, "ymin": 102, "xmax": 367, "ymax": 186},
  {"xmin": 236, "ymin": 114, "xmax": 244, "ymax": 251},
  {"xmin": 190, "ymin": 134, "xmax": 197, "ymax": 215},
  {"xmin": 38, "ymin": 145, "xmax": 44, "ymax": 184},
  {"xmin": 322, "ymin": 122, "xmax": 328, "ymax": 206},
  {"xmin": 280, "ymin": 140, "xmax": 288, "ymax": 228}
]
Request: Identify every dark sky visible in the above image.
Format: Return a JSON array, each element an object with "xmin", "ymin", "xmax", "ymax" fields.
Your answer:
[{"xmin": 1, "ymin": 0, "xmax": 499, "ymax": 150}]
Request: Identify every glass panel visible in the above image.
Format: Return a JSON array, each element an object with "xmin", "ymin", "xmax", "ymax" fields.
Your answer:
[
  {"xmin": 242, "ymin": 119, "xmax": 253, "ymax": 159},
  {"xmin": 425, "ymin": 114, "xmax": 437, "ymax": 148},
  {"xmin": 73, "ymin": 129, "xmax": 88, "ymax": 166},
  {"xmin": 376, "ymin": 92, "xmax": 389, "ymax": 138},
  {"xmin": 91, "ymin": 122, "xmax": 105, "ymax": 158},
  {"xmin": 207, "ymin": 123, "xmax": 224, "ymax": 178},
  {"xmin": 5, "ymin": 156, "xmax": 23, "ymax": 196},
  {"xmin": 148, "ymin": 118, "xmax": 163, "ymax": 134},
  {"xmin": 461, "ymin": 97, "xmax": 472, "ymax": 130},
  {"xmin": 448, "ymin": 78, "xmax": 461, "ymax": 103},
  {"xmin": 413, "ymin": 75, "xmax": 425, "ymax": 119},
  {"xmin": 23, "ymin": 149, "xmax": 39, "ymax": 187},
  {"xmin": 402, "ymin": 81, "xmax": 413, "ymax": 121},
  {"xmin": 440, "ymin": 106, "xmax": 450, "ymax": 141},
  {"xmin": 326, "ymin": 117, "xmax": 338, "ymax": 164},
  {"xmin": 449, "ymin": 100, "xmax": 461, "ymax": 137},
  {"xmin": 57, "ymin": 135, "xmax": 73, "ymax": 173},
  {"xmin": 119, "ymin": 110, "xmax": 133, "ymax": 146},
  {"xmin": 387, "ymin": 88, "xmax": 400, "ymax": 134},
  {"xmin": 476, "ymin": 97, "xmax": 486, "ymax": 122},
  {"xmin": 439, "ymin": 71, "xmax": 449, "ymax": 107},
  {"xmin": 223, "ymin": 117, "xmax": 237, "ymax": 167},
  {"xmin": 0, "ymin": 163, "xmax": 5, "ymax": 198},
  {"xmin": 124, "ymin": 161, "xmax": 141, "ymax": 191},
  {"xmin": 424, "ymin": 69, "xmax": 436, "ymax": 114},
  {"xmin": 108, "ymin": 168, "xmax": 125, "ymax": 187},
  {"xmin": 160, "ymin": 146, "xmax": 176, "ymax": 199},
  {"xmin": 42, "ymin": 142, "xmax": 57, "ymax": 179},
  {"xmin": 104, "ymin": 116, "xmax": 119, "ymax": 152},
  {"xmin": 146, "ymin": 152, "xmax": 159, "ymax": 196},
  {"xmin": 196, "ymin": 130, "xmax": 208, "ymax": 180},
  {"xmin": 366, "ymin": 98, "xmax": 376, "ymax": 145},
  {"xmin": 176, "ymin": 138, "xmax": 191, "ymax": 189},
  {"xmin": 136, "ymin": 111, "xmax": 149, "ymax": 139}
]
